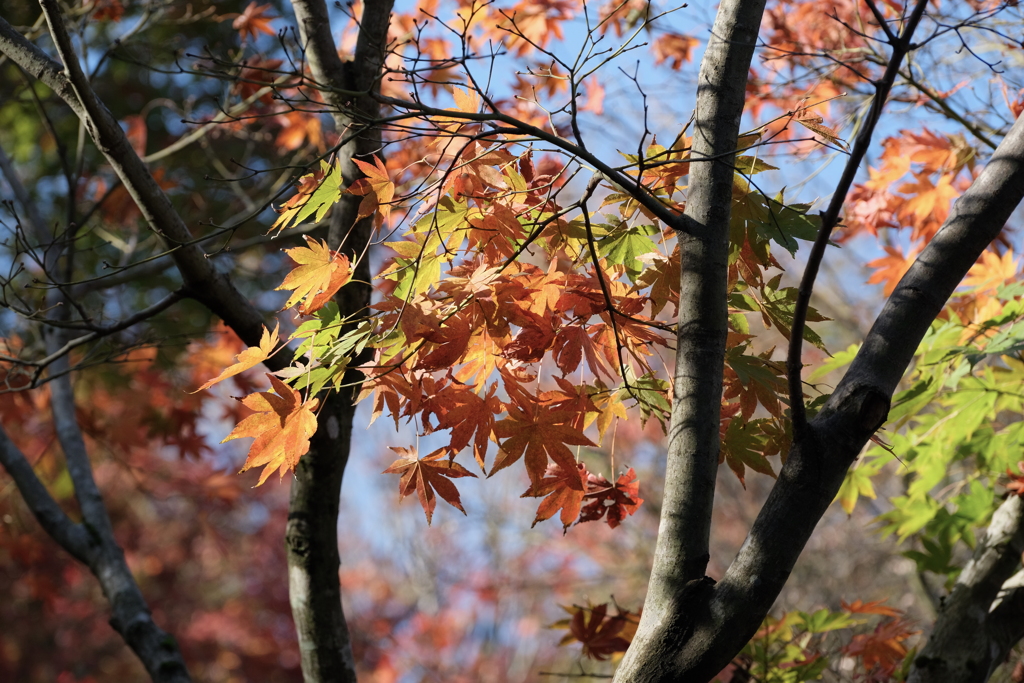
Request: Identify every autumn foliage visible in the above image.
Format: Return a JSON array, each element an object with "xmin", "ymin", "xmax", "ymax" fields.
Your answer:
[{"xmin": 4, "ymin": 0, "xmax": 1024, "ymax": 681}]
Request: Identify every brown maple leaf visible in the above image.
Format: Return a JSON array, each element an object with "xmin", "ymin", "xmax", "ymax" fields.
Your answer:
[
  {"xmin": 222, "ymin": 375, "xmax": 319, "ymax": 485},
  {"xmin": 432, "ymin": 383, "xmax": 502, "ymax": 469},
  {"xmin": 383, "ymin": 447, "xmax": 477, "ymax": 524},
  {"xmin": 578, "ymin": 468, "xmax": 644, "ymax": 529}
]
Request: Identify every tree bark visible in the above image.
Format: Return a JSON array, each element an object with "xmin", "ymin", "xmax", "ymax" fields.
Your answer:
[
  {"xmin": 285, "ymin": 1, "xmax": 394, "ymax": 681},
  {"xmin": 616, "ymin": 25, "xmax": 1024, "ymax": 683},
  {"xmin": 613, "ymin": 1, "xmax": 768, "ymax": 681},
  {"xmin": 908, "ymin": 496, "xmax": 1024, "ymax": 683}
]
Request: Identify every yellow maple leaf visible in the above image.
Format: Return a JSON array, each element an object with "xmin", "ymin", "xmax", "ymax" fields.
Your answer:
[
  {"xmin": 962, "ymin": 248, "xmax": 1018, "ymax": 294},
  {"xmin": 276, "ymin": 237, "xmax": 352, "ymax": 314},
  {"xmin": 898, "ymin": 172, "xmax": 959, "ymax": 224},
  {"xmin": 224, "ymin": 374, "xmax": 319, "ymax": 485},
  {"xmin": 193, "ymin": 323, "xmax": 280, "ymax": 392}
]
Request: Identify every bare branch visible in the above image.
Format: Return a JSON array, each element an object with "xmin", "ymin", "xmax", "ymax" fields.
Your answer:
[{"xmin": 0, "ymin": 423, "xmax": 92, "ymax": 563}]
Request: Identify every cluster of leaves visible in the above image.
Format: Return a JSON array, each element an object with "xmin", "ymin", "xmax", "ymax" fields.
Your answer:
[
  {"xmin": 834, "ymin": 278, "xmax": 1024, "ymax": 588},
  {"xmin": 202, "ymin": 100, "xmax": 833, "ymax": 528},
  {"xmin": 552, "ymin": 597, "xmax": 919, "ymax": 681},
  {"xmin": 721, "ymin": 600, "xmax": 918, "ymax": 683}
]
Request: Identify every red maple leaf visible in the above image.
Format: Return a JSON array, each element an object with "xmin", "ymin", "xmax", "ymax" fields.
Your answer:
[
  {"xmin": 553, "ymin": 603, "xmax": 639, "ymax": 660},
  {"xmin": 491, "ymin": 401, "xmax": 594, "ymax": 487}
]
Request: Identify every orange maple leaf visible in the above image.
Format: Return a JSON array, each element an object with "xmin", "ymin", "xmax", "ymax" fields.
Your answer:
[
  {"xmin": 490, "ymin": 0, "xmax": 575, "ymax": 56},
  {"xmin": 491, "ymin": 401, "xmax": 594, "ymax": 487},
  {"xmin": 522, "ymin": 463, "xmax": 588, "ymax": 530},
  {"xmin": 223, "ymin": 375, "xmax": 319, "ymax": 485},
  {"xmin": 1006, "ymin": 462, "xmax": 1024, "ymax": 497},
  {"xmin": 898, "ymin": 171, "xmax": 959, "ymax": 225},
  {"xmin": 652, "ymin": 33, "xmax": 700, "ymax": 70},
  {"xmin": 841, "ymin": 599, "xmax": 902, "ymax": 618},
  {"xmin": 193, "ymin": 323, "xmax": 280, "ymax": 393},
  {"xmin": 348, "ymin": 156, "xmax": 395, "ymax": 229},
  {"xmin": 382, "ymin": 446, "xmax": 477, "ymax": 524},
  {"xmin": 867, "ymin": 245, "xmax": 920, "ymax": 296},
  {"xmin": 232, "ymin": 2, "xmax": 277, "ymax": 43},
  {"xmin": 276, "ymin": 237, "xmax": 352, "ymax": 314}
]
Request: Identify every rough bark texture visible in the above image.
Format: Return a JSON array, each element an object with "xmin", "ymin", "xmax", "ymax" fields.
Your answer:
[
  {"xmin": 286, "ymin": 1, "xmax": 393, "ymax": 681},
  {"xmin": 613, "ymin": 2, "xmax": 767, "ymax": 681},
  {"xmin": 908, "ymin": 496, "xmax": 1024, "ymax": 683}
]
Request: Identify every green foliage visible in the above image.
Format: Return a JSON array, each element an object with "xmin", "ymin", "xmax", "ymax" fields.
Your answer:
[{"xmin": 835, "ymin": 285, "xmax": 1024, "ymax": 588}]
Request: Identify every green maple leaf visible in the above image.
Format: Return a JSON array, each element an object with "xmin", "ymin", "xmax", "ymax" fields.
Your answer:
[
  {"xmin": 722, "ymin": 418, "xmax": 776, "ymax": 486},
  {"xmin": 596, "ymin": 222, "xmax": 659, "ymax": 283}
]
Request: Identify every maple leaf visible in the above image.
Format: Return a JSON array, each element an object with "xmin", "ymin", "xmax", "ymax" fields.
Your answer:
[
  {"xmin": 522, "ymin": 463, "xmax": 588, "ymax": 530},
  {"xmin": 91, "ymin": 0, "xmax": 124, "ymax": 21},
  {"xmin": 222, "ymin": 375, "xmax": 319, "ymax": 485},
  {"xmin": 794, "ymin": 111, "xmax": 847, "ymax": 150},
  {"xmin": 841, "ymin": 599, "xmax": 902, "ymax": 618},
  {"xmin": 193, "ymin": 323, "xmax": 280, "ymax": 393},
  {"xmin": 553, "ymin": 325, "xmax": 611, "ymax": 380},
  {"xmin": 232, "ymin": 2, "xmax": 277, "ymax": 43},
  {"xmin": 275, "ymin": 111, "xmax": 323, "ymax": 152},
  {"xmin": 432, "ymin": 382, "xmax": 502, "ymax": 469},
  {"xmin": 720, "ymin": 415, "xmax": 776, "ymax": 487},
  {"xmin": 382, "ymin": 446, "xmax": 477, "ymax": 524},
  {"xmin": 652, "ymin": 33, "xmax": 700, "ymax": 69},
  {"xmin": 842, "ymin": 617, "xmax": 918, "ymax": 673},
  {"xmin": 963, "ymin": 248, "xmax": 1018, "ymax": 294},
  {"xmin": 491, "ymin": 1, "xmax": 576, "ymax": 56},
  {"xmin": 581, "ymin": 77, "xmax": 605, "ymax": 115},
  {"xmin": 415, "ymin": 315, "xmax": 473, "ymax": 372},
  {"xmin": 233, "ymin": 58, "xmax": 283, "ymax": 102},
  {"xmin": 348, "ymin": 156, "xmax": 395, "ymax": 230},
  {"xmin": 898, "ymin": 171, "xmax": 959, "ymax": 225},
  {"xmin": 491, "ymin": 401, "xmax": 594, "ymax": 487},
  {"xmin": 273, "ymin": 160, "xmax": 344, "ymax": 233},
  {"xmin": 578, "ymin": 468, "xmax": 644, "ymax": 528},
  {"xmin": 553, "ymin": 603, "xmax": 637, "ymax": 660},
  {"xmin": 276, "ymin": 237, "xmax": 352, "ymax": 314},
  {"xmin": 867, "ymin": 245, "xmax": 921, "ymax": 296}
]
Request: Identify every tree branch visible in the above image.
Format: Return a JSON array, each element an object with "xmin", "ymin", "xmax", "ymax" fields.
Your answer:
[
  {"xmin": 666, "ymin": 104, "xmax": 1024, "ymax": 681},
  {"xmin": 0, "ymin": 424, "xmax": 92, "ymax": 564},
  {"xmin": 908, "ymin": 496, "xmax": 1024, "ymax": 683},
  {"xmin": 0, "ymin": 7, "xmax": 284, "ymax": 366},
  {"xmin": 285, "ymin": 1, "xmax": 393, "ymax": 681},
  {"xmin": 614, "ymin": 1, "xmax": 767, "ymax": 679},
  {"xmin": 787, "ymin": 0, "xmax": 929, "ymax": 437}
]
